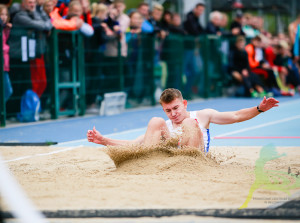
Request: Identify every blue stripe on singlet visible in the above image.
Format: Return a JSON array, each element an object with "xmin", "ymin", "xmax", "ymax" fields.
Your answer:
[{"xmin": 206, "ymin": 129, "xmax": 210, "ymax": 153}]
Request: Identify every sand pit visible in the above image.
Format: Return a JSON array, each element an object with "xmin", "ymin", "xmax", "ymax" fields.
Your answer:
[{"xmin": 0, "ymin": 144, "xmax": 300, "ymax": 211}]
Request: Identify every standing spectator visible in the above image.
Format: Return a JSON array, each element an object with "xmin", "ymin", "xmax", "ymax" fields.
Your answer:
[
  {"xmin": 126, "ymin": 11, "xmax": 144, "ymax": 100},
  {"xmin": 183, "ymin": 1, "xmax": 206, "ymax": 99},
  {"xmin": 85, "ymin": 3, "xmax": 111, "ymax": 108},
  {"xmin": 137, "ymin": 2, "xmax": 149, "ymax": 20},
  {"xmin": 7, "ymin": 0, "xmax": 52, "ymax": 116},
  {"xmin": 148, "ymin": 3, "xmax": 166, "ymax": 64},
  {"xmin": 30, "ymin": 0, "xmax": 50, "ymax": 100},
  {"xmin": 36, "ymin": 0, "xmax": 46, "ymax": 17},
  {"xmin": 8, "ymin": 2, "xmax": 21, "ymax": 22},
  {"xmin": 91, "ymin": 3, "xmax": 111, "ymax": 46},
  {"xmin": 161, "ymin": 10, "xmax": 172, "ymax": 30},
  {"xmin": 183, "ymin": 1, "xmax": 206, "ymax": 36},
  {"xmin": 65, "ymin": 0, "xmax": 93, "ymax": 36},
  {"xmin": 148, "ymin": 3, "xmax": 165, "ymax": 35},
  {"xmin": 0, "ymin": 4, "xmax": 12, "ymax": 102},
  {"xmin": 138, "ymin": 2, "xmax": 152, "ymax": 33},
  {"xmin": 230, "ymin": 10, "xmax": 245, "ymax": 36},
  {"xmin": 114, "ymin": 0, "xmax": 130, "ymax": 57},
  {"xmin": 79, "ymin": 0, "xmax": 92, "ymax": 25},
  {"xmin": 56, "ymin": 0, "xmax": 69, "ymax": 16},
  {"xmin": 49, "ymin": 0, "xmax": 83, "ymax": 31},
  {"xmin": 206, "ymin": 11, "xmax": 222, "ymax": 35},
  {"xmin": 42, "ymin": 0, "xmax": 53, "ymax": 16}
]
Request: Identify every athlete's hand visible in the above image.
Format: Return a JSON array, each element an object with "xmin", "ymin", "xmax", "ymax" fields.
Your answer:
[
  {"xmin": 258, "ymin": 96, "xmax": 279, "ymax": 112},
  {"xmin": 87, "ymin": 127, "xmax": 106, "ymax": 145}
]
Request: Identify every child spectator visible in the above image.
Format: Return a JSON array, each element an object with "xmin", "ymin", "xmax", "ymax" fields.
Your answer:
[
  {"xmin": 168, "ymin": 13, "xmax": 186, "ymax": 35},
  {"xmin": 91, "ymin": 3, "xmax": 112, "ymax": 45},
  {"xmin": 0, "ymin": 4, "xmax": 12, "ymax": 102}
]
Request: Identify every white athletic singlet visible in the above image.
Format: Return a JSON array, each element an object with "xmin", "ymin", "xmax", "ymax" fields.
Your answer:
[{"xmin": 165, "ymin": 111, "xmax": 210, "ymax": 153}]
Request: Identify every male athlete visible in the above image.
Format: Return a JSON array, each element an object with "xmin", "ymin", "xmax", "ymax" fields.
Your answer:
[{"xmin": 87, "ymin": 88, "xmax": 279, "ymax": 152}]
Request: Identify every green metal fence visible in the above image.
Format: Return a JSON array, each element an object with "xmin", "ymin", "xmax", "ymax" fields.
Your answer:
[{"xmin": 0, "ymin": 27, "xmax": 234, "ymax": 127}]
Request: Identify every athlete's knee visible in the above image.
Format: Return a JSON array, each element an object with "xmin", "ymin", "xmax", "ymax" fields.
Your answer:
[
  {"xmin": 182, "ymin": 118, "xmax": 199, "ymax": 128},
  {"xmin": 148, "ymin": 117, "xmax": 166, "ymax": 129}
]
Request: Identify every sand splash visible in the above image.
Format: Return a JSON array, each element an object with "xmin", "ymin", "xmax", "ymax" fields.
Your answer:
[{"xmin": 105, "ymin": 138, "xmax": 217, "ymax": 172}]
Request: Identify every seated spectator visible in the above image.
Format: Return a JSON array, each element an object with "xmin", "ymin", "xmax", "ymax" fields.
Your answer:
[
  {"xmin": 245, "ymin": 36, "xmax": 280, "ymax": 95},
  {"xmin": 230, "ymin": 10, "xmax": 245, "ymax": 36},
  {"xmin": 230, "ymin": 36, "xmax": 265, "ymax": 97},
  {"xmin": 273, "ymin": 41, "xmax": 300, "ymax": 92},
  {"xmin": 168, "ymin": 13, "xmax": 186, "ymax": 35},
  {"xmin": 219, "ymin": 12, "xmax": 230, "ymax": 35},
  {"xmin": 206, "ymin": 11, "xmax": 222, "ymax": 35},
  {"xmin": 183, "ymin": 1, "xmax": 206, "ymax": 36}
]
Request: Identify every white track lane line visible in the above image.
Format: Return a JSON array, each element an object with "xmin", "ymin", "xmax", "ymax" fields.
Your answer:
[
  {"xmin": 3, "ymin": 145, "xmax": 83, "ymax": 163},
  {"xmin": 214, "ymin": 114, "xmax": 300, "ymax": 138}
]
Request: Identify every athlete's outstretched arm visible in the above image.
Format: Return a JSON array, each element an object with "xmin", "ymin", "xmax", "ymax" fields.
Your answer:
[
  {"xmin": 87, "ymin": 127, "xmax": 144, "ymax": 146},
  {"xmin": 206, "ymin": 96, "xmax": 279, "ymax": 125}
]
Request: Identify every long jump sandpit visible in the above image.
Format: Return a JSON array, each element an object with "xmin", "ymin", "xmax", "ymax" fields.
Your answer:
[{"xmin": 1, "ymin": 144, "xmax": 300, "ymax": 222}]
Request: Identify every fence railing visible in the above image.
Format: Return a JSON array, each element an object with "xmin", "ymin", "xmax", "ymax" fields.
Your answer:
[{"xmin": 0, "ymin": 27, "xmax": 238, "ymax": 127}]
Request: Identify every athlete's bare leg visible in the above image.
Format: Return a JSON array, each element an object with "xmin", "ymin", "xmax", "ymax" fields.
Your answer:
[
  {"xmin": 142, "ymin": 117, "xmax": 171, "ymax": 146},
  {"xmin": 180, "ymin": 118, "xmax": 204, "ymax": 149}
]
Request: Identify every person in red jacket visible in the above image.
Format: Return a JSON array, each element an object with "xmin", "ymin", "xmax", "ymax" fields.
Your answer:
[{"xmin": 245, "ymin": 36, "xmax": 280, "ymax": 95}]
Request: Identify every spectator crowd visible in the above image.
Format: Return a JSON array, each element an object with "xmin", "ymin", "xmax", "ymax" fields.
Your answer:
[{"xmin": 1, "ymin": 0, "xmax": 300, "ymax": 120}]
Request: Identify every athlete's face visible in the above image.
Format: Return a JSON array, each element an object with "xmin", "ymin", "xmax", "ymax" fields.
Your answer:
[{"xmin": 161, "ymin": 98, "xmax": 188, "ymax": 124}]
